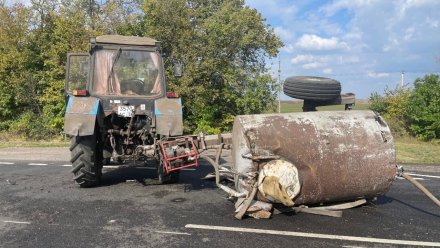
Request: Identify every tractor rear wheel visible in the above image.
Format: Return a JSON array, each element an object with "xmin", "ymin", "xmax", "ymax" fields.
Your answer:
[{"xmin": 70, "ymin": 134, "xmax": 103, "ymax": 187}]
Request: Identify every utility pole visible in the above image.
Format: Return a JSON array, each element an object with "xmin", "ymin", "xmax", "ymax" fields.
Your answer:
[{"xmin": 400, "ymin": 70, "xmax": 404, "ymax": 87}]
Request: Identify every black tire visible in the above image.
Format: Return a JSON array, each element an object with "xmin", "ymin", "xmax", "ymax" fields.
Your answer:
[
  {"xmin": 70, "ymin": 134, "xmax": 103, "ymax": 187},
  {"xmin": 283, "ymin": 76, "xmax": 341, "ymax": 101},
  {"xmin": 157, "ymin": 154, "xmax": 180, "ymax": 184},
  {"xmin": 158, "ymin": 168, "xmax": 180, "ymax": 184}
]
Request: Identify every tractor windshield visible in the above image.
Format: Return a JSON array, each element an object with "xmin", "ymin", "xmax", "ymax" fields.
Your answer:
[{"xmin": 92, "ymin": 49, "xmax": 162, "ymax": 96}]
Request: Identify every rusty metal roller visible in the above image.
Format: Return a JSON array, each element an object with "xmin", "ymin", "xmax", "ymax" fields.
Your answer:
[{"xmin": 231, "ymin": 110, "xmax": 397, "ymax": 206}]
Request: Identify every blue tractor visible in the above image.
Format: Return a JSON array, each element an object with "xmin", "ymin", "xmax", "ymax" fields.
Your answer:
[{"xmin": 64, "ymin": 35, "xmax": 197, "ymax": 187}]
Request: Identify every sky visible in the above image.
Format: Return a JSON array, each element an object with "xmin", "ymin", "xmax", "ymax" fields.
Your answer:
[{"xmin": 246, "ymin": 0, "xmax": 440, "ymax": 99}]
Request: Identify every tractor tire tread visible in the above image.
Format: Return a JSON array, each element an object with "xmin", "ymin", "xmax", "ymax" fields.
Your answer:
[
  {"xmin": 70, "ymin": 134, "xmax": 102, "ymax": 188},
  {"xmin": 69, "ymin": 141, "xmax": 79, "ymax": 151},
  {"xmin": 70, "ymin": 149, "xmax": 84, "ymax": 163},
  {"xmin": 71, "ymin": 161, "xmax": 85, "ymax": 174}
]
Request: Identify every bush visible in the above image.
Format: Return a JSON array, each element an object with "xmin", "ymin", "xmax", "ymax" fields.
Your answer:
[
  {"xmin": 368, "ymin": 85, "xmax": 410, "ymax": 137},
  {"xmin": 382, "ymin": 113, "xmax": 408, "ymax": 138},
  {"xmin": 406, "ymin": 74, "xmax": 440, "ymax": 140},
  {"xmin": 0, "ymin": 120, "xmax": 12, "ymax": 131},
  {"xmin": 368, "ymin": 92, "xmax": 387, "ymax": 114},
  {"xmin": 8, "ymin": 112, "xmax": 59, "ymax": 140}
]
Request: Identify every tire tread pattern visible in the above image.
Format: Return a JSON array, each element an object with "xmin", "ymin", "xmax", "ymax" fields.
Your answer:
[
  {"xmin": 283, "ymin": 76, "xmax": 341, "ymax": 101},
  {"xmin": 70, "ymin": 135, "xmax": 102, "ymax": 187}
]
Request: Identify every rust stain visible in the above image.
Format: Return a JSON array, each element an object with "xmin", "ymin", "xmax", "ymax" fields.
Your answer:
[{"xmin": 231, "ymin": 111, "xmax": 397, "ymax": 205}]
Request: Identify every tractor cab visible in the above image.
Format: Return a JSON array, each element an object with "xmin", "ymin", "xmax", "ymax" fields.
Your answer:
[{"xmin": 65, "ymin": 35, "xmax": 167, "ymax": 117}]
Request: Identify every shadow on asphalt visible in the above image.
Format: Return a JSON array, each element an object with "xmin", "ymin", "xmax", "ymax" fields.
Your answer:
[
  {"xmin": 375, "ymin": 195, "xmax": 440, "ymax": 218},
  {"xmin": 99, "ymin": 160, "xmax": 218, "ymax": 191}
]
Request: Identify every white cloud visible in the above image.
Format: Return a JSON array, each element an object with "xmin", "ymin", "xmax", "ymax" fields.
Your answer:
[
  {"xmin": 274, "ymin": 26, "xmax": 294, "ymax": 41},
  {"xmin": 281, "ymin": 44, "xmax": 295, "ymax": 53},
  {"xmin": 245, "ymin": 0, "xmax": 299, "ymax": 24},
  {"xmin": 291, "ymin": 54, "xmax": 360, "ymax": 68},
  {"xmin": 425, "ymin": 17, "xmax": 439, "ymax": 28},
  {"xmin": 403, "ymin": 27, "xmax": 415, "ymax": 41},
  {"xmin": 337, "ymin": 55, "xmax": 360, "ymax": 64},
  {"xmin": 295, "ymin": 34, "xmax": 348, "ymax": 50},
  {"xmin": 382, "ymin": 38, "xmax": 399, "ymax": 52},
  {"xmin": 368, "ymin": 72, "xmax": 390, "ymax": 78},
  {"xmin": 323, "ymin": 68, "xmax": 333, "ymax": 74},
  {"xmin": 302, "ymin": 62, "xmax": 323, "ymax": 69},
  {"xmin": 290, "ymin": 55, "xmax": 315, "ymax": 64},
  {"xmin": 321, "ymin": 0, "xmax": 378, "ymax": 16},
  {"xmin": 398, "ymin": 0, "xmax": 438, "ymax": 18}
]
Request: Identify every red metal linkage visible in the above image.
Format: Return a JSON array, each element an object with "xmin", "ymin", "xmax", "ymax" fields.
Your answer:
[{"xmin": 160, "ymin": 137, "xmax": 198, "ymax": 173}]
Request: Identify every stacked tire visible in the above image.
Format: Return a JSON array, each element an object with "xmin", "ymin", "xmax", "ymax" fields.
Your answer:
[{"xmin": 283, "ymin": 76, "xmax": 341, "ymax": 101}]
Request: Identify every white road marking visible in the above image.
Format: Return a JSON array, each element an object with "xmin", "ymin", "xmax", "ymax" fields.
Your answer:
[
  {"xmin": 0, "ymin": 162, "xmax": 15, "ymax": 165},
  {"xmin": 2, "ymin": 220, "xmax": 31, "ymax": 224},
  {"xmin": 27, "ymin": 163, "xmax": 48, "ymax": 166},
  {"xmin": 181, "ymin": 168, "xmax": 196, "ymax": 171},
  {"xmin": 406, "ymin": 173, "xmax": 440, "ymax": 179},
  {"xmin": 155, "ymin": 230, "xmax": 191, "ymax": 236},
  {"xmin": 61, "ymin": 164, "xmax": 71, "ymax": 167},
  {"xmin": 185, "ymin": 224, "xmax": 440, "ymax": 247}
]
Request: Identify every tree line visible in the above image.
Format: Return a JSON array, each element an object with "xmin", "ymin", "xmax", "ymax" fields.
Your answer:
[
  {"xmin": 0, "ymin": 0, "xmax": 282, "ymax": 139},
  {"xmin": 368, "ymin": 74, "xmax": 440, "ymax": 141}
]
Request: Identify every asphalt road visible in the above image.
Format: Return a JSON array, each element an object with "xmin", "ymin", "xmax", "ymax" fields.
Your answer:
[{"xmin": 0, "ymin": 148, "xmax": 439, "ymax": 248}]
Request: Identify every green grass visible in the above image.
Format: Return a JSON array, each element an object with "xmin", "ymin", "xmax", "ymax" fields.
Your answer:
[
  {"xmin": 0, "ymin": 133, "xmax": 69, "ymax": 148},
  {"xmin": 395, "ymin": 137, "xmax": 440, "ymax": 164}
]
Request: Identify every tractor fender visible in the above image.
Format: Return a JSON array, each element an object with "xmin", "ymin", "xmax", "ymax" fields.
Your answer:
[
  {"xmin": 64, "ymin": 96, "xmax": 103, "ymax": 136},
  {"xmin": 154, "ymin": 98, "xmax": 183, "ymax": 136}
]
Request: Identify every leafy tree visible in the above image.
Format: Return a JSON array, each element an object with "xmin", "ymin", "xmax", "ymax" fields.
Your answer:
[
  {"xmin": 0, "ymin": 3, "xmax": 33, "ymax": 123},
  {"xmin": 141, "ymin": 0, "xmax": 283, "ymax": 133},
  {"xmin": 0, "ymin": 0, "xmax": 132, "ymax": 137},
  {"xmin": 406, "ymin": 74, "xmax": 440, "ymax": 140},
  {"xmin": 368, "ymin": 85, "xmax": 410, "ymax": 137},
  {"xmin": 368, "ymin": 91, "xmax": 387, "ymax": 114}
]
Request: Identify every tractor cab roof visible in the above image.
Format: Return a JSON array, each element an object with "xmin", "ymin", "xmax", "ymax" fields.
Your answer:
[{"xmin": 95, "ymin": 35, "xmax": 158, "ymax": 46}]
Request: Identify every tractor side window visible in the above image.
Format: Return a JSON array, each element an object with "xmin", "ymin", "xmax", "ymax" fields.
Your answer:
[{"xmin": 66, "ymin": 54, "xmax": 89, "ymax": 93}]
